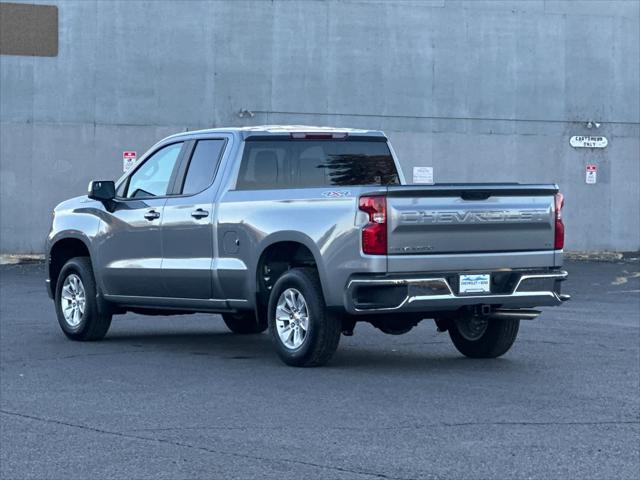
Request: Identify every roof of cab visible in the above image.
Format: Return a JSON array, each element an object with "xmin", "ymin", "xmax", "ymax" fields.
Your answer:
[{"xmin": 164, "ymin": 125, "xmax": 386, "ymax": 141}]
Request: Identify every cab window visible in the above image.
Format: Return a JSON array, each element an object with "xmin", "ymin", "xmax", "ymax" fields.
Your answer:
[
  {"xmin": 181, "ymin": 140, "xmax": 226, "ymax": 195},
  {"xmin": 236, "ymin": 139, "xmax": 399, "ymax": 190},
  {"xmin": 125, "ymin": 143, "xmax": 183, "ymax": 198}
]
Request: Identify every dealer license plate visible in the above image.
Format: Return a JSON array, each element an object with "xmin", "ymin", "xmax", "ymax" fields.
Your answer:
[{"xmin": 459, "ymin": 274, "xmax": 491, "ymax": 294}]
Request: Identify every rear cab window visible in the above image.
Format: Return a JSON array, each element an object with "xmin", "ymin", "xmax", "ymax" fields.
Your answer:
[
  {"xmin": 180, "ymin": 139, "xmax": 226, "ymax": 195},
  {"xmin": 236, "ymin": 137, "xmax": 400, "ymax": 190}
]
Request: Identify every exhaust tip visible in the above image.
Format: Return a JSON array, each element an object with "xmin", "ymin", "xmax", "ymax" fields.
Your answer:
[{"xmin": 490, "ymin": 309, "xmax": 541, "ymax": 320}]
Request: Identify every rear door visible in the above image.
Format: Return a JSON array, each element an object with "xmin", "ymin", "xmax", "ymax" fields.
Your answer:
[{"xmin": 160, "ymin": 137, "xmax": 228, "ymax": 299}]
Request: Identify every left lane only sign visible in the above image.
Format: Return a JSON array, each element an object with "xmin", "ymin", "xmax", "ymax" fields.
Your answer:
[{"xmin": 570, "ymin": 136, "xmax": 608, "ymax": 149}]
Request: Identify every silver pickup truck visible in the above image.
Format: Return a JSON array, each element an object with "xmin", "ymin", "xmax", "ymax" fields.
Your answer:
[{"xmin": 46, "ymin": 126, "xmax": 568, "ymax": 367}]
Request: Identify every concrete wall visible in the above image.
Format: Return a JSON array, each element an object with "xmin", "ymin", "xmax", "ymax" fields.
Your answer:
[{"xmin": 1, "ymin": 0, "xmax": 638, "ymax": 253}]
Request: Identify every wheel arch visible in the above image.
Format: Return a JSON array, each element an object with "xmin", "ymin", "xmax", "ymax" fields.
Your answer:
[
  {"xmin": 47, "ymin": 234, "xmax": 93, "ymax": 295},
  {"xmin": 254, "ymin": 233, "xmax": 329, "ymax": 307}
]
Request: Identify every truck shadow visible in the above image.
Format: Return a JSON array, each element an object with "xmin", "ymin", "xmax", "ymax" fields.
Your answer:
[
  {"xmin": 330, "ymin": 346, "xmax": 527, "ymax": 373},
  {"xmin": 103, "ymin": 330, "xmax": 275, "ymax": 360},
  {"xmin": 102, "ymin": 330, "xmax": 527, "ymax": 373}
]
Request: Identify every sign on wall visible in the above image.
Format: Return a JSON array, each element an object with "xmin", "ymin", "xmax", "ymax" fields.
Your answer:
[
  {"xmin": 123, "ymin": 151, "xmax": 137, "ymax": 172},
  {"xmin": 413, "ymin": 166, "xmax": 434, "ymax": 184},
  {"xmin": 586, "ymin": 164, "xmax": 597, "ymax": 184},
  {"xmin": 570, "ymin": 136, "xmax": 608, "ymax": 148}
]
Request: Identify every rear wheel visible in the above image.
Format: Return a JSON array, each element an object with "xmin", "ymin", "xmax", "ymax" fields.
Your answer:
[
  {"xmin": 268, "ymin": 268, "xmax": 341, "ymax": 367},
  {"xmin": 55, "ymin": 257, "xmax": 112, "ymax": 341},
  {"xmin": 222, "ymin": 312, "xmax": 267, "ymax": 334},
  {"xmin": 448, "ymin": 314, "xmax": 519, "ymax": 358}
]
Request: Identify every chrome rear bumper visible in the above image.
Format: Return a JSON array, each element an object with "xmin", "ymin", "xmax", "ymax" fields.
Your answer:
[{"xmin": 344, "ymin": 270, "xmax": 568, "ymax": 314}]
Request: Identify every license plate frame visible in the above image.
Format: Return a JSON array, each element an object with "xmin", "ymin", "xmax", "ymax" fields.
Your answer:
[{"xmin": 459, "ymin": 274, "xmax": 491, "ymax": 295}]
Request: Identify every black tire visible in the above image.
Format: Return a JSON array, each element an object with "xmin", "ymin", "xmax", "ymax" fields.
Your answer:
[
  {"xmin": 448, "ymin": 316, "xmax": 520, "ymax": 358},
  {"xmin": 222, "ymin": 311, "xmax": 267, "ymax": 334},
  {"xmin": 268, "ymin": 268, "xmax": 341, "ymax": 367},
  {"xmin": 54, "ymin": 257, "xmax": 112, "ymax": 341}
]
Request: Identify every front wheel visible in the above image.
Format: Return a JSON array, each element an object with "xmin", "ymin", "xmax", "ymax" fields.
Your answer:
[
  {"xmin": 448, "ymin": 314, "xmax": 519, "ymax": 358},
  {"xmin": 268, "ymin": 268, "xmax": 341, "ymax": 367},
  {"xmin": 54, "ymin": 257, "xmax": 112, "ymax": 341}
]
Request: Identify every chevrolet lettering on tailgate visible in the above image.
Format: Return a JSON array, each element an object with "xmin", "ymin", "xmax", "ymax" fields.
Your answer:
[{"xmin": 400, "ymin": 209, "xmax": 550, "ymax": 224}]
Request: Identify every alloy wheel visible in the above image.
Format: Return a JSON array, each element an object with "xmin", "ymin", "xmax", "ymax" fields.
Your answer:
[
  {"xmin": 61, "ymin": 273, "xmax": 86, "ymax": 328},
  {"xmin": 275, "ymin": 288, "xmax": 309, "ymax": 350}
]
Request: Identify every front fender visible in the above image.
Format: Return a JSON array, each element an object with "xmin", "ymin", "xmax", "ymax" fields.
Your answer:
[{"xmin": 46, "ymin": 200, "xmax": 102, "ymax": 292}]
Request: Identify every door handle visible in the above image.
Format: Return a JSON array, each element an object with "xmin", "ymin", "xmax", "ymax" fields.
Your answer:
[
  {"xmin": 191, "ymin": 208, "xmax": 209, "ymax": 219},
  {"xmin": 144, "ymin": 209, "xmax": 160, "ymax": 221}
]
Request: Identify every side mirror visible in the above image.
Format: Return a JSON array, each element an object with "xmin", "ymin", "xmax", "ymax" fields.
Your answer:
[{"xmin": 88, "ymin": 180, "xmax": 115, "ymax": 202}]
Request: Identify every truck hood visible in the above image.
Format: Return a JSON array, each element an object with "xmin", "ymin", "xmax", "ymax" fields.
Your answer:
[{"xmin": 54, "ymin": 195, "xmax": 93, "ymax": 212}]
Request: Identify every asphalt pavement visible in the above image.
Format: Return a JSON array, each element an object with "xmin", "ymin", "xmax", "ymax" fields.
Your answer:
[{"xmin": 1, "ymin": 260, "xmax": 638, "ymax": 480}]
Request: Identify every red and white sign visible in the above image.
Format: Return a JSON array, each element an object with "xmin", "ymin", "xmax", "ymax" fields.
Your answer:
[
  {"xmin": 586, "ymin": 164, "xmax": 597, "ymax": 184},
  {"xmin": 123, "ymin": 151, "xmax": 137, "ymax": 172}
]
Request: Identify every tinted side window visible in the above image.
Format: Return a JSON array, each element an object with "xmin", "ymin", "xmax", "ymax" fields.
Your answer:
[
  {"xmin": 236, "ymin": 139, "xmax": 399, "ymax": 190},
  {"xmin": 236, "ymin": 145, "xmax": 288, "ymax": 190},
  {"xmin": 125, "ymin": 143, "xmax": 183, "ymax": 198},
  {"xmin": 181, "ymin": 140, "xmax": 226, "ymax": 195}
]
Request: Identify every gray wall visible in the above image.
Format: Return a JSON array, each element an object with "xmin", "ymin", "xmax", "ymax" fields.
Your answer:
[{"xmin": 1, "ymin": 0, "xmax": 639, "ymax": 253}]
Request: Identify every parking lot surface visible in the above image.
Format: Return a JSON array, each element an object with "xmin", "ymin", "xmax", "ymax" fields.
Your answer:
[{"xmin": 1, "ymin": 260, "xmax": 638, "ymax": 479}]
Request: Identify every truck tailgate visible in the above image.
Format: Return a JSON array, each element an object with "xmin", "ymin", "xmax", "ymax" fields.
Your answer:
[{"xmin": 385, "ymin": 184, "xmax": 559, "ymax": 269}]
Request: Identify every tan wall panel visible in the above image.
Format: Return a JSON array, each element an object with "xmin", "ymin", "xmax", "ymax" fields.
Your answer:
[{"xmin": 0, "ymin": 2, "xmax": 58, "ymax": 57}]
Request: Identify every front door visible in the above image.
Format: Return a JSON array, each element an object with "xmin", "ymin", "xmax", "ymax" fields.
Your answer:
[
  {"xmin": 161, "ymin": 138, "xmax": 228, "ymax": 299},
  {"xmin": 97, "ymin": 141, "xmax": 185, "ymax": 298}
]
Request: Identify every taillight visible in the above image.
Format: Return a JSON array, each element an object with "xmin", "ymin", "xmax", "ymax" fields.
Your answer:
[
  {"xmin": 554, "ymin": 192, "xmax": 565, "ymax": 250},
  {"xmin": 359, "ymin": 195, "xmax": 387, "ymax": 255}
]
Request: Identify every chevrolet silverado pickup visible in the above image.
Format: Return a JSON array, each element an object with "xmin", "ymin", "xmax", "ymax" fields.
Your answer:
[{"xmin": 46, "ymin": 126, "xmax": 568, "ymax": 367}]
